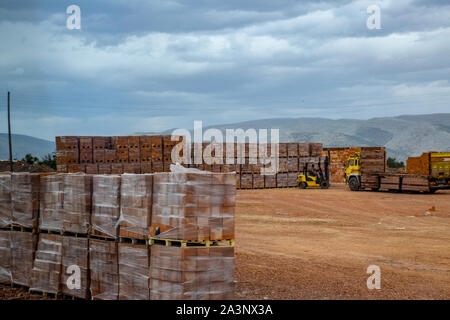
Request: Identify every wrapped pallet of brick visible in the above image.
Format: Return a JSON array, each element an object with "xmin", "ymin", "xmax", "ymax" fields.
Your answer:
[
  {"xmin": 92, "ymin": 175, "xmax": 121, "ymax": 238},
  {"xmin": 11, "ymin": 173, "xmax": 40, "ymax": 229},
  {"xmin": 309, "ymin": 143, "xmax": 323, "ymax": 157},
  {"xmin": 288, "ymin": 172, "xmax": 299, "ymax": 187},
  {"xmin": 264, "ymin": 174, "xmax": 276, "ymax": 188},
  {"xmin": 150, "ymin": 246, "xmax": 234, "ymax": 300},
  {"xmin": 0, "ymin": 230, "xmax": 11, "ymax": 284},
  {"xmin": 0, "ymin": 173, "xmax": 12, "ymax": 228},
  {"xmin": 252, "ymin": 173, "xmax": 264, "ymax": 188},
  {"xmin": 239, "ymin": 173, "xmax": 252, "ymax": 189},
  {"xmin": 89, "ymin": 239, "xmax": 119, "ymax": 300},
  {"xmin": 10, "ymin": 231, "xmax": 36, "ymax": 286},
  {"xmin": 151, "ymin": 169, "xmax": 235, "ymax": 241},
  {"xmin": 30, "ymin": 234, "xmax": 63, "ymax": 294},
  {"xmin": 360, "ymin": 147, "xmax": 386, "ymax": 189},
  {"xmin": 39, "ymin": 174, "xmax": 64, "ymax": 232},
  {"xmin": 276, "ymin": 173, "xmax": 288, "ymax": 188},
  {"xmin": 298, "ymin": 143, "xmax": 310, "ymax": 157},
  {"xmin": 61, "ymin": 236, "xmax": 90, "ymax": 299},
  {"xmin": 63, "ymin": 173, "xmax": 92, "ymax": 234},
  {"xmin": 118, "ymin": 243, "xmax": 150, "ymax": 300},
  {"xmin": 119, "ymin": 174, "xmax": 153, "ymax": 239}
]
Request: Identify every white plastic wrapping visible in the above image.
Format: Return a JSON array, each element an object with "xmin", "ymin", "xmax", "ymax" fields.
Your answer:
[
  {"xmin": 150, "ymin": 245, "xmax": 235, "ymax": 300},
  {"xmin": 118, "ymin": 174, "xmax": 152, "ymax": 239},
  {"xmin": 39, "ymin": 174, "xmax": 64, "ymax": 231},
  {"xmin": 10, "ymin": 231, "xmax": 36, "ymax": 287},
  {"xmin": 0, "ymin": 174, "xmax": 12, "ymax": 228},
  {"xmin": 61, "ymin": 236, "xmax": 90, "ymax": 299},
  {"xmin": 89, "ymin": 239, "xmax": 119, "ymax": 300},
  {"xmin": 0, "ymin": 230, "xmax": 11, "ymax": 284},
  {"xmin": 30, "ymin": 234, "xmax": 63, "ymax": 293},
  {"xmin": 151, "ymin": 169, "xmax": 236, "ymax": 241},
  {"xmin": 118, "ymin": 243, "xmax": 150, "ymax": 300},
  {"xmin": 63, "ymin": 173, "xmax": 92, "ymax": 234},
  {"xmin": 11, "ymin": 173, "xmax": 40, "ymax": 228},
  {"xmin": 92, "ymin": 175, "xmax": 121, "ymax": 238}
]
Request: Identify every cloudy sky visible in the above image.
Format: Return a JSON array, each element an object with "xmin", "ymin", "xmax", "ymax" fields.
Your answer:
[{"xmin": 0, "ymin": 0, "xmax": 449, "ymax": 140}]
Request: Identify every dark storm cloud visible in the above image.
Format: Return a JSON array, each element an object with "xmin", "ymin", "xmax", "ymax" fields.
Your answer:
[{"xmin": 0, "ymin": 0, "xmax": 449, "ymax": 139}]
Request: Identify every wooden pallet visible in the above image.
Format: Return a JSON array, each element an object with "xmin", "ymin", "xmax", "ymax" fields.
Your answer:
[
  {"xmin": 119, "ymin": 236, "xmax": 148, "ymax": 245},
  {"xmin": 149, "ymin": 237, "xmax": 235, "ymax": 248},
  {"xmin": 10, "ymin": 225, "xmax": 37, "ymax": 233},
  {"xmin": 29, "ymin": 289, "xmax": 60, "ymax": 299}
]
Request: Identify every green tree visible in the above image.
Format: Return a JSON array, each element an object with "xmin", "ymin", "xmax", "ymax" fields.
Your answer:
[
  {"xmin": 387, "ymin": 157, "xmax": 405, "ymax": 169},
  {"xmin": 39, "ymin": 153, "xmax": 57, "ymax": 170},
  {"xmin": 22, "ymin": 153, "xmax": 39, "ymax": 165}
]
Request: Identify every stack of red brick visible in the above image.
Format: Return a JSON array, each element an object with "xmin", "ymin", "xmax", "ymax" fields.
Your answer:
[{"xmin": 0, "ymin": 170, "xmax": 235, "ymax": 300}]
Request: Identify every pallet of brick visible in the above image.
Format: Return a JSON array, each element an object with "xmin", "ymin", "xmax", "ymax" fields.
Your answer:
[
  {"xmin": 287, "ymin": 172, "xmax": 299, "ymax": 187},
  {"xmin": 98, "ymin": 164, "xmax": 112, "ymax": 174},
  {"xmin": 240, "ymin": 173, "xmax": 253, "ymax": 189},
  {"xmin": 235, "ymin": 174, "xmax": 241, "ymax": 189},
  {"xmin": 287, "ymin": 143, "xmax": 298, "ymax": 157},
  {"xmin": 79, "ymin": 137, "xmax": 93, "ymax": 164},
  {"xmin": 63, "ymin": 173, "xmax": 92, "ymax": 234},
  {"xmin": 298, "ymin": 143, "xmax": 310, "ymax": 157},
  {"xmin": 0, "ymin": 173, "xmax": 12, "ymax": 228},
  {"xmin": 151, "ymin": 171, "xmax": 235, "ymax": 241},
  {"xmin": 85, "ymin": 164, "xmax": 99, "ymax": 174},
  {"xmin": 152, "ymin": 159, "xmax": 163, "ymax": 172},
  {"xmin": 288, "ymin": 158, "xmax": 298, "ymax": 172},
  {"xmin": 56, "ymin": 137, "xmax": 79, "ymax": 166},
  {"xmin": 118, "ymin": 243, "xmax": 150, "ymax": 300},
  {"xmin": 309, "ymin": 143, "xmax": 323, "ymax": 157},
  {"xmin": 93, "ymin": 136, "xmax": 108, "ymax": 150},
  {"xmin": 128, "ymin": 136, "xmax": 140, "ymax": 163},
  {"xmin": 264, "ymin": 174, "xmax": 276, "ymax": 188},
  {"xmin": 276, "ymin": 173, "xmax": 288, "ymax": 188},
  {"xmin": 252, "ymin": 173, "xmax": 264, "ymax": 188},
  {"xmin": 39, "ymin": 174, "xmax": 64, "ymax": 232},
  {"xmin": 114, "ymin": 136, "xmax": 129, "ymax": 163},
  {"xmin": 67, "ymin": 164, "xmax": 84, "ymax": 173},
  {"xmin": 104, "ymin": 149, "xmax": 116, "ymax": 164},
  {"xmin": 406, "ymin": 153, "xmax": 430, "ymax": 175},
  {"xmin": 119, "ymin": 174, "xmax": 152, "ymax": 239},
  {"xmin": 89, "ymin": 239, "xmax": 119, "ymax": 300},
  {"xmin": 150, "ymin": 245, "xmax": 234, "ymax": 300},
  {"xmin": 141, "ymin": 163, "xmax": 152, "ymax": 174},
  {"xmin": 61, "ymin": 236, "xmax": 90, "ymax": 299},
  {"xmin": 11, "ymin": 173, "xmax": 40, "ymax": 229},
  {"xmin": 360, "ymin": 147, "xmax": 386, "ymax": 174},
  {"xmin": 92, "ymin": 175, "xmax": 121, "ymax": 239},
  {"xmin": 10, "ymin": 231, "xmax": 36, "ymax": 287},
  {"xmin": 278, "ymin": 158, "xmax": 288, "ymax": 172},
  {"xmin": 0, "ymin": 230, "xmax": 11, "ymax": 284},
  {"xmin": 111, "ymin": 163, "xmax": 123, "ymax": 174},
  {"xmin": 278, "ymin": 143, "xmax": 288, "ymax": 158},
  {"xmin": 360, "ymin": 173, "xmax": 379, "ymax": 190},
  {"xmin": 30, "ymin": 234, "xmax": 63, "ymax": 294},
  {"xmin": 379, "ymin": 174, "xmax": 400, "ymax": 191},
  {"xmin": 401, "ymin": 175, "xmax": 430, "ymax": 192},
  {"xmin": 151, "ymin": 136, "xmax": 163, "ymax": 158},
  {"xmin": 56, "ymin": 136, "xmax": 78, "ymax": 151},
  {"xmin": 123, "ymin": 163, "xmax": 141, "ymax": 174},
  {"xmin": 93, "ymin": 149, "xmax": 105, "ymax": 164}
]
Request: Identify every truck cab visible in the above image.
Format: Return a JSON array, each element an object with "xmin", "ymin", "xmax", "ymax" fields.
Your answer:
[{"xmin": 344, "ymin": 152, "xmax": 361, "ymax": 191}]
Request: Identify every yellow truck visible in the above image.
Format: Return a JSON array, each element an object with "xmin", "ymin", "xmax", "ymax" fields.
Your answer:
[{"xmin": 344, "ymin": 150, "xmax": 450, "ymax": 193}]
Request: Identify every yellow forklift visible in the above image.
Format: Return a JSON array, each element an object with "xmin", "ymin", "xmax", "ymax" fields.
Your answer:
[{"xmin": 297, "ymin": 159, "xmax": 330, "ymax": 189}]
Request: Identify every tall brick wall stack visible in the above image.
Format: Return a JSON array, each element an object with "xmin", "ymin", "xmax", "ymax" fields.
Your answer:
[
  {"xmin": 0, "ymin": 170, "xmax": 235, "ymax": 300},
  {"xmin": 55, "ymin": 136, "xmax": 326, "ymax": 189}
]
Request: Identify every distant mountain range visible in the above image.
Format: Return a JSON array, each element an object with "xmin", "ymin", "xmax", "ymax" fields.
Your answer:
[
  {"xmin": 0, "ymin": 134, "xmax": 55, "ymax": 160},
  {"xmin": 2, "ymin": 113, "xmax": 449, "ymax": 162},
  {"xmin": 144, "ymin": 113, "xmax": 450, "ymax": 161}
]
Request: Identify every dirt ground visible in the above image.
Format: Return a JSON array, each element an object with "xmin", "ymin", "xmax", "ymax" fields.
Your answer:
[
  {"xmin": 234, "ymin": 183, "xmax": 450, "ymax": 299},
  {"xmin": 1, "ymin": 183, "xmax": 449, "ymax": 300}
]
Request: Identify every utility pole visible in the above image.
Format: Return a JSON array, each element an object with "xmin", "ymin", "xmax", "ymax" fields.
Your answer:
[{"xmin": 7, "ymin": 91, "xmax": 13, "ymax": 172}]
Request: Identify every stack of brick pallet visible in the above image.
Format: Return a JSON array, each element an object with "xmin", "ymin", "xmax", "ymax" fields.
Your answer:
[
  {"xmin": 0, "ymin": 170, "xmax": 235, "ymax": 300},
  {"xmin": 360, "ymin": 147, "xmax": 386, "ymax": 190},
  {"xmin": 322, "ymin": 147, "xmax": 362, "ymax": 183},
  {"xmin": 55, "ymin": 136, "xmax": 326, "ymax": 189}
]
